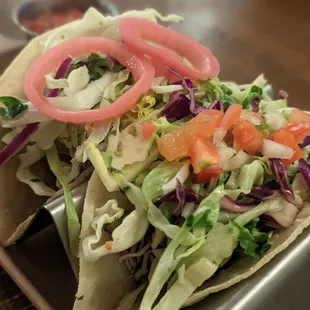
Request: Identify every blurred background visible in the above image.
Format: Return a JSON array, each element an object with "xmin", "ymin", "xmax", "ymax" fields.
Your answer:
[
  {"xmin": 0, "ymin": 0, "xmax": 309, "ymax": 309},
  {"xmin": 0, "ymin": 0, "xmax": 309, "ymax": 110}
]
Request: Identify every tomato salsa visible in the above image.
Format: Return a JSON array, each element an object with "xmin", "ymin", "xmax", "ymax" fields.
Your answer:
[{"xmin": 20, "ymin": 8, "xmax": 84, "ymax": 35}]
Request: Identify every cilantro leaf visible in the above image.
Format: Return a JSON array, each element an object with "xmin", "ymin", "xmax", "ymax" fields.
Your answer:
[
  {"xmin": 229, "ymin": 220, "xmax": 271, "ymax": 259},
  {"xmin": 221, "ymin": 84, "xmax": 237, "ymax": 110},
  {"xmin": 242, "ymin": 85, "xmax": 263, "ymax": 109},
  {"xmin": 0, "ymin": 96, "xmax": 28, "ymax": 120},
  {"xmin": 218, "ymin": 171, "xmax": 230, "ymax": 185},
  {"xmin": 70, "ymin": 53, "xmax": 125, "ymax": 81}
]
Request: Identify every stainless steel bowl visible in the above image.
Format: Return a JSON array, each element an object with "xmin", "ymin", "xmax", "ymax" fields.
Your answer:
[{"xmin": 12, "ymin": 0, "xmax": 119, "ymax": 38}]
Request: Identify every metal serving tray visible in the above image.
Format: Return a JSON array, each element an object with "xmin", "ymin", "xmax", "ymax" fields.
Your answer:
[{"xmin": 1, "ymin": 183, "xmax": 310, "ymax": 310}]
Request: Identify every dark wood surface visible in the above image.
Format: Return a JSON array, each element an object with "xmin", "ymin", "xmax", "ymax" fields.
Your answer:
[{"xmin": 1, "ymin": 0, "xmax": 310, "ymax": 309}]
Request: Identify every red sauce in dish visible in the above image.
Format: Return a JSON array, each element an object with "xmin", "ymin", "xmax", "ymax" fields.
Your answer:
[{"xmin": 20, "ymin": 8, "xmax": 84, "ymax": 34}]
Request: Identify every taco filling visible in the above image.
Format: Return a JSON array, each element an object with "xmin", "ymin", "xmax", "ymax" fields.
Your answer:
[{"xmin": 0, "ymin": 7, "xmax": 310, "ymax": 310}]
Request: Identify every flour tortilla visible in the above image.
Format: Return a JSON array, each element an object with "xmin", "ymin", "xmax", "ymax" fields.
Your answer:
[
  {"xmin": 0, "ymin": 36, "xmax": 48, "ymax": 245},
  {"xmin": 0, "ymin": 7, "xmax": 128, "ymax": 245},
  {"xmin": 0, "ymin": 6, "xmax": 181, "ymax": 246},
  {"xmin": 2, "ymin": 6, "xmax": 310, "ymax": 309},
  {"xmin": 74, "ymin": 171, "xmax": 134, "ymax": 310},
  {"xmin": 76, "ymin": 172, "xmax": 310, "ymax": 308}
]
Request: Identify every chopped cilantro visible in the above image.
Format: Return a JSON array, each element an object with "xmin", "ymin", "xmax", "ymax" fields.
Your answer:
[{"xmin": 0, "ymin": 96, "xmax": 28, "ymax": 120}]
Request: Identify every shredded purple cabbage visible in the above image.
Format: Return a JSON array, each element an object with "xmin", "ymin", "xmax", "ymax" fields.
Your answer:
[
  {"xmin": 270, "ymin": 158, "xmax": 296, "ymax": 204},
  {"xmin": 299, "ymin": 135, "xmax": 310, "ymax": 148},
  {"xmin": 161, "ymin": 180, "xmax": 199, "ymax": 216},
  {"xmin": 0, "ymin": 123, "xmax": 38, "ymax": 166},
  {"xmin": 47, "ymin": 56, "xmax": 73, "ymax": 97},
  {"xmin": 209, "ymin": 99, "xmax": 224, "ymax": 112},
  {"xmin": 251, "ymin": 96, "xmax": 260, "ymax": 112},
  {"xmin": 278, "ymin": 90, "xmax": 288, "ymax": 100},
  {"xmin": 246, "ymin": 180, "xmax": 281, "ymax": 200},
  {"xmin": 220, "ymin": 195, "xmax": 259, "ymax": 213},
  {"xmin": 298, "ymin": 158, "xmax": 310, "ymax": 189},
  {"xmin": 172, "ymin": 79, "xmax": 193, "ymax": 88},
  {"xmin": 107, "ymin": 56, "xmax": 119, "ymax": 65},
  {"xmin": 162, "ymin": 91, "xmax": 191, "ymax": 121},
  {"xmin": 168, "ymin": 67, "xmax": 204, "ymax": 115},
  {"xmin": 0, "ymin": 56, "xmax": 72, "ymax": 167}
]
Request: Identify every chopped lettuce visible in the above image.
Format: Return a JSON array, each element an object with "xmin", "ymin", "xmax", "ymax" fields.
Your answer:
[
  {"xmin": 140, "ymin": 224, "xmax": 202, "ymax": 310},
  {"xmin": 260, "ymin": 98, "xmax": 287, "ymax": 113},
  {"xmin": 121, "ymin": 145, "xmax": 159, "ymax": 182},
  {"xmin": 155, "ymin": 196, "xmax": 283, "ymax": 310},
  {"xmin": 118, "ymin": 176, "xmax": 196, "ymax": 246},
  {"xmin": 64, "ymin": 65, "xmax": 90, "ymax": 96},
  {"xmin": 84, "ymin": 143, "xmax": 119, "ymax": 192},
  {"xmin": 104, "ymin": 69, "xmax": 130, "ymax": 101},
  {"xmin": 47, "ymin": 72, "xmax": 114, "ymax": 111},
  {"xmin": 111, "ymin": 123, "xmax": 151, "ymax": 170},
  {"xmin": 46, "ymin": 144, "xmax": 80, "ymax": 256},
  {"xmin": 238, "ymin": 160, "xmax": 266, "ymax": 190},
  {"xmin": 190, "ymin": 185, "xmax": 226, "ymax": 228},
  {"xmin": 242, "ymin": 85, "xmax": 262, "ymax": 109},
  {"xmin": 142, "ymin": 160, "xmax": 187, "ymax": 201}
]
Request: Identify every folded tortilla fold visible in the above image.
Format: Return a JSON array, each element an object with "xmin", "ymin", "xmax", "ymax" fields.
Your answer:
[{"xmin": 76, "ymin": 171, "xmax": 310, "ymax": 308}]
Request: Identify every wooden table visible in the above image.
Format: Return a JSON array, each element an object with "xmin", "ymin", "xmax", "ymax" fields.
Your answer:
[{"xmin": 0, "ymin": 0, "xmax": 310, "ymax": 309}]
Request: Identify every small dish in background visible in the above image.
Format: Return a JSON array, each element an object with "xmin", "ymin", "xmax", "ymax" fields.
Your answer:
[{"xmin": 12, "ymin": 0, "xmax": 119, "ymax": 38}]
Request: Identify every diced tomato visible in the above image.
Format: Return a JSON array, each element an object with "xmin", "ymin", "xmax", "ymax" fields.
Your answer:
[
  {"xmin": 232, "ymin": 120, "xmax": 262, "ymax": 155},
  {"xmin": 270, "ymin": 129, "xmax": 303, "ymax": 166},
  {"xmin": 105, "ymin": 241, "xmax": 113, "ymax": 250},
  {"xmin": 220, "ymin": 104, "xmax": 243, "ymax": 130},
  {"xmin": 289, "ymin": 110, "xmax": 310, "ymax": 125},
  {"xmin": 188, "ymin": 137, "xmax": 220, "ymax": 173},
  {"xmin": 281, "ymin": 121, "xmax": 310, "ymax": 143},
  {"xmin": 21, "ymin": 9, "xmax": 84, "ymax": 34},
  {"xmin": 240, "ymin": 110, "xmax": 262, "ymax": 122},
  {"xmin": 158, "ymin": 109, "xmax": 223, "ymax": 161},
  {"xmin": 197, "ymin": 166, "xmax": 222, "ymax": 183},
  {"xmin": 192, "ymin": 109, "xmax": 224, "ymax": 139},
  {"xmin": 142, "ymin": 122, "xmax": 157, "ymax": 140}
]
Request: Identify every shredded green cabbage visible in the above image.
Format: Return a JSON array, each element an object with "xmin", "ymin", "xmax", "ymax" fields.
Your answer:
[{"xmin": 46, "ymin": 144, "xmax": 80, "ymax": 256}]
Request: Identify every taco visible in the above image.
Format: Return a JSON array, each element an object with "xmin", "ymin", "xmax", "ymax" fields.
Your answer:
[{"xmin": 0, "ymin": 7, "xmax": 310, "ymax": 310}]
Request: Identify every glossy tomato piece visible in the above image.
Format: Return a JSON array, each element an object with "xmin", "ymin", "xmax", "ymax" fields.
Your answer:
[
  {"xmin": 197, "ymin": 166, "xmax": 222, "ymax": 183},
  {"xmin": 232, "ymin": 120, "xmax": 262, "ymax": 155},
  {"xmin": 289, "ymin": 110, "xmax": 310, "ymax": 124},
  {"xmin": 188, "ymin": 137, "xmax": 220, "ymax": 173},
  {"xmin": 270, "ymin": 129, "xmax": 303, "ymax": 166},
  {"xmin": 220, "ymin": 104, "xmax": 242, "ymax": 130},
  {"xmin": 158, "ymin": 109, "xmax": 223, "ymax": 161},
  {"xmin": 142, "ymin": 122, "xmax": 157, "ymax": 140},
  {"xmin": 281, "ymin": 121, "xmax": 310, "ymax": 143}
]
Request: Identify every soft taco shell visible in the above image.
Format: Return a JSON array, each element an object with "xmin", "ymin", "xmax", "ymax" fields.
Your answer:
[
  {"xmin": 0, "ymin": 6, "xmax": 177, "ymax": 246},
  {"xmin": 0, "ymin": 8, "xmax": 119, "ymax": 245},
  {"xmin": 77, "ymin": 173, "xmax": 310, "ymax": 308},
  {"xmin": 0, "ymin": 34, "xmax": 48, "ymax": 245},
  {"xmin": 185, "ymin": 202, "xmax": 310, "ymax": 306},
  {"xmin": 74, "ymin": 171, "xmax": 134, "ymax": 310}
]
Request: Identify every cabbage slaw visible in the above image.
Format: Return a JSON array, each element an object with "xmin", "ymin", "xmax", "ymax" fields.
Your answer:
[{"xmin": 0, "ymin": 7, "xmax": 309, "ymax": 310}]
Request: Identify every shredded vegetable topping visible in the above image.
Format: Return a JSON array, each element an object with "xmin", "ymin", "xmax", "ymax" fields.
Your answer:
[{"xmin": 1, "ymin": 7, "xmax": 310, "ymax": 310}]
